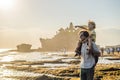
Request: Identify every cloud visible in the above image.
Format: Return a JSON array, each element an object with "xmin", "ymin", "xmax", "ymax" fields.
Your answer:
[{"xmin": 96, "ymin": 28, "xmax": 120, "ymax": 47}]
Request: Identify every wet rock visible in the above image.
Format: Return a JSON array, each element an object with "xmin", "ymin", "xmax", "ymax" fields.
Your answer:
[
  {"xmin": 35, "ymin": 75, "xmax": 66, "ymax": 80},
  {"xmin": 100, "ymin": 67, "xmax": 120, "ymax": 71}
]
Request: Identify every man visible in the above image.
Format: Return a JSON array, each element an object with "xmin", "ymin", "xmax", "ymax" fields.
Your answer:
[{"xmin": 75, "ymin": 31, "xmax": 100, "ymax": 80}]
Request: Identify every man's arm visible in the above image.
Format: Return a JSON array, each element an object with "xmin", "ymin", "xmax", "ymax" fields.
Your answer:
[{"xmin": 75, "ymin": 40, "xmax": 82, "ymax": 57}]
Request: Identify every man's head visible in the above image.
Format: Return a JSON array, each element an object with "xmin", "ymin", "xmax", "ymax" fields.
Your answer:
[
  {"xmin": 88, "ymin": 21, "xmax": 96, "ymax": 30},
  {"xmin": 79, "ymin": 31, "xmax": 89, "ymax": 41}
]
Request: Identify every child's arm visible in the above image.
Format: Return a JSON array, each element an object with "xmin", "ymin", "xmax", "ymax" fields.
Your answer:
[{"xmin": 75, "ymin": 25, "xmax": 88, "ymax": 30}]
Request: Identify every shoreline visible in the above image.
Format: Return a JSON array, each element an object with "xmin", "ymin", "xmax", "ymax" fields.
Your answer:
[{"xmin": 0, "ymin": 51, "xmax": 120, "ymax": 80}]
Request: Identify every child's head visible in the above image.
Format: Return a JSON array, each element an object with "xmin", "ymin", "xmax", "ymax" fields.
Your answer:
[
  {"xmin": 88, "ymin": 21, "xmax": 96, "ymax": 30},
  {"xmin": 79, "ymin": 31, "xmax": 89, "ymax": 41}
]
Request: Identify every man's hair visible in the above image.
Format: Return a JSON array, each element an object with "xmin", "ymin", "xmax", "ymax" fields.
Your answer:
[
  {"xmin": 80, "ymin": 31, "xmax": 89, "ymax": 38},
  {"xmin": 88, "ymin": 21, "xmax": 96, "ymax": 29}
]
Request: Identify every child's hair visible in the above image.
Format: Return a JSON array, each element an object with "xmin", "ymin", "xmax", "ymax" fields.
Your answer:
[{"xmin": 88, "ymin": 21, "xmax": 96, "ymax": 29}]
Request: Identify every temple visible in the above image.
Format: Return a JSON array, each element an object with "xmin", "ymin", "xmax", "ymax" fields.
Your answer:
[{"xmin": 39, "ymin": 22, "xmax": 82, "ymax": 52}]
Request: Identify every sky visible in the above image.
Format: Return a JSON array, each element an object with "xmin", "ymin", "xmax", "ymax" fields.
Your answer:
[{"xmin": 0, "ymin": 0, "xmax": 120, "ymax": 49}]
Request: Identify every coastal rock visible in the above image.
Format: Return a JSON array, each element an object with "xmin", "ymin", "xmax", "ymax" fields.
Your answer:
[{"xmin": 16, "ymin": 43, "xmax": 32, "ymax": 52}]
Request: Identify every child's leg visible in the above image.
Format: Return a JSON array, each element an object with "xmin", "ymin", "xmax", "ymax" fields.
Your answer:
[{"xmin": 88, "ymin": 38, "xmax": 92, "ymax": 54}]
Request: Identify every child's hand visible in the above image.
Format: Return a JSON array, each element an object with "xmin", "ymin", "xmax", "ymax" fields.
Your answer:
[{"xmin": 75, "ymin": 25, "xmax": 81, "ymax": 28}]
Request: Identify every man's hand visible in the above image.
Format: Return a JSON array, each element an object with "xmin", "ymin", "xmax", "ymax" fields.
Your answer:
[{"xmin": 74, "ymin": 53, "xmax": 80, "ymax": 57}]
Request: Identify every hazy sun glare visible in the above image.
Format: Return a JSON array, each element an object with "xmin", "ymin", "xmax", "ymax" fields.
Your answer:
[{"xmin": 0, "ymin": 0, "xmax": 15, "ymax": 10}]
